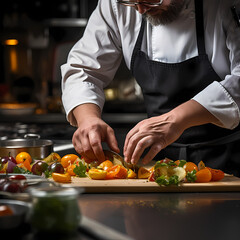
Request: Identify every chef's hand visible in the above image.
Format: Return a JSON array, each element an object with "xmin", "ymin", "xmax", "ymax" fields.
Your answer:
[
  {"xmin": 72, "ymin": 104, "xmax": 119, "ymax": 163},
  {"xmin": 124, "ymin": 100, "xmax": 221, "ymax": 165}
]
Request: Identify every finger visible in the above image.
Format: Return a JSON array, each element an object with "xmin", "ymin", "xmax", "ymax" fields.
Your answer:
[
  {"xmin": 72, "ymin": 131, "xmax": 83, "ymax": 155},
  {"xmin": 130, "ymin": 136, "xmax": 153, "ymax": 165},
  {"xmin": 79, "ymin": 131, "xmax": 97, "ymax": 160},
  {"xmin": 88, "ymin": 131, "xmax": 105, "ymax": 162},
  {"xmin": 141, "ymin": 143, "xmax": 162, "ymax": 165},
  {"xmin": 123, "ymin": 126, "xmax": 139, "ymax": 156},
  {"xmin": 124, "ymin": 132, "xmax": 143, "ymax": 163},
  {"xmin": 105, "ymin": 127, "xmax": 120, "ymax": 153}
]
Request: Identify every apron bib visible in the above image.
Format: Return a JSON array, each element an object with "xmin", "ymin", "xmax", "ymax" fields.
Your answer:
[{"xmin": 130, "ymin": 0, "xmax": 240, "ymax": 176}]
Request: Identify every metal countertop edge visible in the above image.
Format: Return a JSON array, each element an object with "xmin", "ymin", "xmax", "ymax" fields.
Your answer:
[{"xmin": 81, "ymin": 215, "xmax": 134, "ymax": 240}]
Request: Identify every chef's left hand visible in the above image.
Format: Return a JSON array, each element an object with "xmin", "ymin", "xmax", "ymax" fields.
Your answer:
[
  {"xmin": 123, "ymin": 100, "xmax": 221, "ymax": 165},
  {"xmin": 123, "ymin": 112, "xmax": 184, "ymax": 165}
]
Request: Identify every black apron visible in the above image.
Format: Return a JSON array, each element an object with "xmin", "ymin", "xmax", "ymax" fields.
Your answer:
[{"xmin": 131, "ymin": 0, "xmax": 240, "ymax": 176}]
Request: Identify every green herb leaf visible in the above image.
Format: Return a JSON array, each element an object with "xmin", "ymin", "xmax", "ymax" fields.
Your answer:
[
  {"xmin": 44, "ymin": 169, "xmax": 52, "ymax": 178},
  {"xmin": 168, "ymin": 175, "xmax": 179, "ymax": 185},
  {"xmin": 13, "ymin": 166, "xmax": 32, "ymax": 174},
  {"xmin": 186, "ymin": 169, "xmax": 197, "ymax": 182},
  {"xmin": 178, "ymin": 160, "xmax": 187, "ymax": 168},
  {"xmin": 155, "ymin": 175, "xmax": 179, "ymax": 186},
  {"xmin": 73, "ymin": 162, "xmax": 87, "ymax": 177}
]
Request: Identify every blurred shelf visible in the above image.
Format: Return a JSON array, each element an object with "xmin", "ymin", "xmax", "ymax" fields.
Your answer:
[{"xmin": 45, "ymin": 18, "xmax": 88, "ymax": 27}]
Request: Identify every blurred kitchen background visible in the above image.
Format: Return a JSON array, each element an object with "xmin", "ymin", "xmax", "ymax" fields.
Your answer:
[{"xmin": 0, "ymin": 0, "xmax": 147, "ymax": 153}]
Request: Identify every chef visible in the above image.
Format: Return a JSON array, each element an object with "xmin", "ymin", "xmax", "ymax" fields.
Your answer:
[{"xmin": 61, "ymin": 0, "xmax": 240, "ymax": 176}]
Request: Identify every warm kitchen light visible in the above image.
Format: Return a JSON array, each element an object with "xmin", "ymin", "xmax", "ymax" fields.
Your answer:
[
  {"xmin": 10, "ymin": 48, "xmax": 18, "ymax": 72},
  {"xmin": 4, "ymin": 39, "xmax": 19, "ymax": 46}
]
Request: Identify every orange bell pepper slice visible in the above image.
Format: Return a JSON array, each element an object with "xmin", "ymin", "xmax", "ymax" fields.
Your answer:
[
  {"xmin": 52, "ymin": 172, "xmax": 71, "ymax": 183},
  {"xmin": 23, "ymin": 159, "xmax": 31, "ymax": 172},
  {"xmin": 106, "ymin": 165, "xmax": 128, "ymax": 180}
]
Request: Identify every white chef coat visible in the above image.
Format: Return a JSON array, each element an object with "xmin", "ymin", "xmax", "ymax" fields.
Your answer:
[{"xmin": 61, "ymin": 0, "xmax": 240, "ymax": 129}]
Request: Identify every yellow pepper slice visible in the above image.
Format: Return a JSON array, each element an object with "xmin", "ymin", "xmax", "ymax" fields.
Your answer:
[
  {"xmin": 52, "ymin": 172, "xmax": 71, "ymax": 183},
  {"xmin": 88, "ymin": 168, "xmax": 107, "ymax": 180},
  {"xmin": 127, "ymin": 169, "xmax": 137, "ymax": 179}
]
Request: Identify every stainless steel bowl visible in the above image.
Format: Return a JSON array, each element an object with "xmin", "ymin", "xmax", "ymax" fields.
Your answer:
[{"xmin": 0, "ymin": 199, "xmax": 31, "ymax": 230}]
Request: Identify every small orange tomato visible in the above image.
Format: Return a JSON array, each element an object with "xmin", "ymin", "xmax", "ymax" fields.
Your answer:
[
  {"xmin": 183, "ymin": 162, "xmax": 198, "ymax": 173},
  {"xmin": 88, "ymin": 168, "xmax": 107, "ymax": 180},
  {"xmin": 52, "ymin": 172, "xmax": 71, "ymax": 183},
  {"xmin": 98, "ymin": 160, "xmax": 113, "ymax": 171},
  {"xmin": 127, "ymin": 169, "xmax": 137, "ymax": 179},
  {"xmin": 207, "ymin": 167, "xmax": 225, "ymax": 181},
  {"xmin": 106, "ymin": 165, "xmax": 128, "ymax": 180},
  {"xmin": 16, "ymin": 152, "xmax": 32, "ymax": 164},
  {"xmin": 61, "ymin": 154, "xmax": 79, "ymax": 168},
  {"xmin": 66, "ymin": 164, "xmax": 76, "ymax": 176},
  {"xmin": 138, "ymin": 167, "xmax": 150, "ymax": 179},
  {"xmin": 195, "ymin": 168, "xmax": 212, "ymax": 183}
]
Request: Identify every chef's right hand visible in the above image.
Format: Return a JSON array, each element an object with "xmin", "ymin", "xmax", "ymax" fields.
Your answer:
[{"xmin": 72, "ymin": 104, "xmax": 119, "ymax": 163}]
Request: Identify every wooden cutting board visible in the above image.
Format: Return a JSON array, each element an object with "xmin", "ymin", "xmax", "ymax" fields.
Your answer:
[{"xmin": 66, "ymin": 175, "xmax": 240, "ymax": 193}]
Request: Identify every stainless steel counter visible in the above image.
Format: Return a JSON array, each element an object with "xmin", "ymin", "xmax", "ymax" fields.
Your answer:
[{"xmin": 78, "ymin": 191, "xmax": 240, "ymax": 240}]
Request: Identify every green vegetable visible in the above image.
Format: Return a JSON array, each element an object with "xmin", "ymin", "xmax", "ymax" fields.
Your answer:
[
  {"xmin": 186, "ymin": 169, "xmax": 197, "ymax": 182},
  {"xmin": 13, "ymin": 166, "xmax": 32, "ymax": 174},
  {"xmin": 73, "ymin": 162, "xmax": 87, "ymax": 177},
  {"xmin": 155, "ymin": 175, "xmax": 179, "ymax": 186},
  {"xmin": 43, "ymin": 169, "xmax": 52, "ymax": 178},
  {"xmin": 154, "ymin": 160, "xmax": 176, "ymax": 170},
  {"xmin": 178, "ymin": 160, "xmax": 187, "ymax": 168}
]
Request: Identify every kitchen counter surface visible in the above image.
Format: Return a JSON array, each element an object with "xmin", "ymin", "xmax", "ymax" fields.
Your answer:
[
  {"xmin": 77, "ymin": 191, "xmax": 240, "ymax": 240},
  {"xmin": 3, "ymin": 190, "xmax": 240, "ymax": 240}
]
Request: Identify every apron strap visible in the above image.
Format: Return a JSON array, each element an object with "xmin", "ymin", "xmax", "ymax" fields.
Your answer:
[{"xmin": 194, "ymin": 0, "xmax": 206, "ymax": 55}]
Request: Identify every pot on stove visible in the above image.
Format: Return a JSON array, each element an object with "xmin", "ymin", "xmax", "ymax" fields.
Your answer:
[{"xmin": 0, "ymin": 134, "xmax": 53, "ymax": 159}]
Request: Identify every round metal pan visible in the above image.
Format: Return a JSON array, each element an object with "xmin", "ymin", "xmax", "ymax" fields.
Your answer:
[{"xmin": 0, "ymin": 134, "xmax": 53, "ymax": 159}]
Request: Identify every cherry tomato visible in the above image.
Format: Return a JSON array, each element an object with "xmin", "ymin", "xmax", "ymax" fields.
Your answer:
[
  {"xmin": 52, "ymin": 173, "xmax": 71, "ymax": 183},
  {"xmin": 16, "ymin": 152, "xmax": 32, "ymax": 164},
  {"xmin": 98, "ymin": 160, "xmax": 113, "ymax": 171},
  {"xmin": 195, "ymin": 168, "xmax": 212, "ymax": 183},
  {"xmin": 183, "ymin": 162, "xmax": 198, "ymax": 173},
  {"xmin": 207, "ymin": 167, "xmax": 225, "ymax": 181},
  {"xmin": 106, "ymin": 165, "xmax": 128, "ymax": 180},
  {"xmin": 61, "ymin": 154, "xmax": 79, "ymax": 168}
]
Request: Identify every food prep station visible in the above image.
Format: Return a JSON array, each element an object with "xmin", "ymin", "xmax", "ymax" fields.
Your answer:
[
  {"xmin": 0, "ymin": 113, "xmax": 240, "ymax": 240},
  {"xmin": 1, "ymin": 1, "xmax": 240, "ymax": 239}
]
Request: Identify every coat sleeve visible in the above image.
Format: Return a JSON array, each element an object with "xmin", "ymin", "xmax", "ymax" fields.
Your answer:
[{"xmin": 61, "ymin": 0, "xmax": 122, "ymax": 126}]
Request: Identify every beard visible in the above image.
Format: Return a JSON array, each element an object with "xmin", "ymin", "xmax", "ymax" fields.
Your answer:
[{"xmin": 143, "ymin": 0, "xmax": 185, "ymax": 26}]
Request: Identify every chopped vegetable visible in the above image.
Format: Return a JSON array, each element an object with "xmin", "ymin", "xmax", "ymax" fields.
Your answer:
[
  {"xmin": 127, "ymin": 169, "xmax": 137, "ymax": 179},
  {"xmin": 52, "ymin": 173, "xmax": 71, "ymax": 183},
  {"xmin": 138, "ymin": 167, "xmax": 151, "ymax": 179},
  {"xmin": 88, "ymin": 169, "xmax": 107, "ymax": 180},
  {"xmin": 106, "ymin": 165, "xmax": 128, "ymax": 179},
  {"xmin": 73, "ymin": 162, "xmax": 87, "ymax": 177},
  {"xmin": 195, "ymin": 168, "xmax": 212, "ymax": 183}
]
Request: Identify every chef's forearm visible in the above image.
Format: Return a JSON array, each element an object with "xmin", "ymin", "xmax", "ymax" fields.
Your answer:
[
  {"xmin": 73, "ymin": 103, "xmax": 102, "ymax": 127},
  {"xmin": 171, "ymin": 99, "xmax": 222, "ymax": 131}
]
